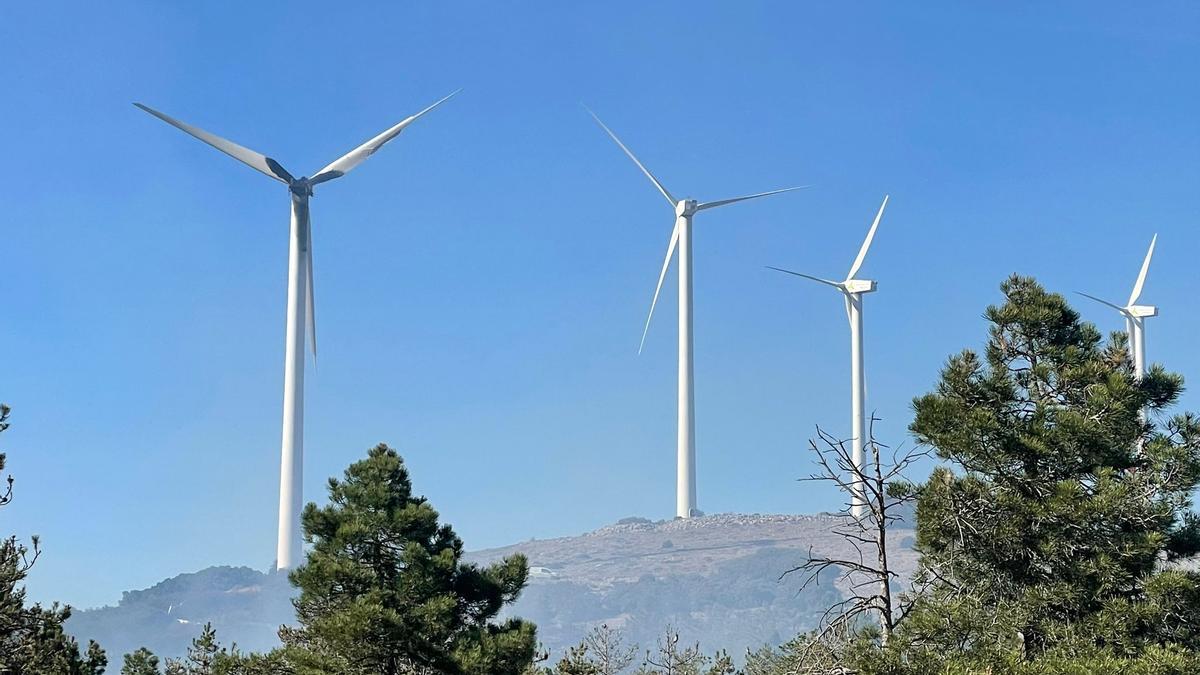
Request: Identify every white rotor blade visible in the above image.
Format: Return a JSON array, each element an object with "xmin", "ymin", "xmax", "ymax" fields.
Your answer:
[
  {"xmin": 847, "ymin": 195, "xmax": 889, "ymax": 281},
  {"xmin": 765, "ymin": 266, "xmax": 844, "ymax": 289},
  {"xmin": 585, "ymin": 107, "xmax": 676, "ymax": 207},
  {"xmin": 305, "ymin": 212, "xmax": 317, "ymax": 361},
  {"xmin": 639, "ymin": 223, "xmax": 680, "ymax": 354},
  {"xmin": 844, "ymin": 294, "xmax": 853, "ymax": 325},
  {"xmin": 134, "ymin": 103, "xmax": 293, "ymax": 184},
  {"xmin": 696, "ymin": 186, "xmax": 807, "ymax": 212},
  {"xmin": 1127, "ymin": 233, "xmax": 1157, "ymax": 306},
  {"xmin": 1075, "ymin": 291, "xmax": 1126, "ymax": 313},
  {"xmin": 311, "ymin": 90, "xmax": 460, "ymax": 184}
]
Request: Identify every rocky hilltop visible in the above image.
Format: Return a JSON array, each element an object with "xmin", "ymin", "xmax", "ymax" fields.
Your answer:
[
  {"xmin": 469, "ymin": 513, "xmax": 918, "ymax": 657},
  {"xmin": 68, "ymin": 513, "xmax": 916, "ymax": 662}
]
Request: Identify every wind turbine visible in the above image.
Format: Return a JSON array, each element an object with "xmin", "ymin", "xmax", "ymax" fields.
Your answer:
[
  {"xmin": 588, "ymin": 108, "xmax": 804, "ymax": 519},
  {"xmin": 768, "ymin": 195, "xmax": 889, "ymax": 520},
  {"xmin": 1076, "ymin": 234, "xmax": 1157, "ymax": 382},
  {"xmin": 135, "ymin": 92, "xmax": 457, "ymax": 569}
]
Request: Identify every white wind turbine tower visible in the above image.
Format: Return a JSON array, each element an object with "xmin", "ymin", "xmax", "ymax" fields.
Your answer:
[
  {"xmin": 768, "ymin": 195, "xmax": 889, "ymax": 520},
  {"xmin": 136, "ymin": 92, "xmax": 457, "ymax": 569},
  {"xmin": 1077, "ymin": 234, "xmax": 1157, "ymax": 383},
  {"xmin": 588, "ymin": 109, "xmax": 804, "ymax": 519}
]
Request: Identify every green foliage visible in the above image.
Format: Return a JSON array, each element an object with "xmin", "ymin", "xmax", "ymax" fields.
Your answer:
[
  {"xmin": 122, "ymin": 647, "xmax": 161, "ymax": 675},
  {"xmin": 165, "ymin": 622, "xmax": 226, "ymax": 674},
  {"xmin": 548, "ymin": 644, "xmax": 600, "ymax": 674},
  {"xmin": 876, "ymin": 276, "xmax": 1200, "ymax": 671},
  {"xmin": 132, "ymin": 624, "xmax": 295, "ymax": 675},
  {"xmin": 278, "ymin": 443, "xmax": 537, "ymax": 674},
  {"xmin": 0, "ymin": 403, "xmax": 107, "ymax": 674}
]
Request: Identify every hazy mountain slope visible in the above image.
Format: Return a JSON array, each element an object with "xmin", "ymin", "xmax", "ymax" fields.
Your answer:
[
  {"xmin": 469, "ymin": 514, "xmax": 918, "ymax": 656},
  {"xmin": 67, "ymin": 513, "xmax": 916, "ymax": 662},
  {"xmin": 66, "ymin": 566, "xmax": 295, "ymax": 663}
]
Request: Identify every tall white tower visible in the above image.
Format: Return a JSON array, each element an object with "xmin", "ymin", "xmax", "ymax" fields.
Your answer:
[{"xmin": 135, "ymin": 93, "xmax": 458, "ymax": 568}]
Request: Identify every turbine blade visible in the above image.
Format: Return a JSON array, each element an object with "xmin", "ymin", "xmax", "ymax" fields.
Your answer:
[
  {"xmin": 847, "ymin": 195, "xmax": 889, "ymax": 281},
  {"xmin": 305, "ymin": 212, "xmax": 317, "ymax": 362},
  {"xmin": 1075, "ymin": 291, "xmax": 1126, "ymax": 313},
  {"xmin": 585, "ymin": 106, "xmax": 676, "ymax": 207},
  {"xmin": 134, "ymin": 103, "xmax": 293, "ymax": 183},
  {"xmin": 639, "ymin": 223, "xmax": 680, "ymax": 354},
  {"xmin": 311, "ymin": 90, "xmax": 460, "ymax": 184},
  {"xmin": 765, "ymin": 266, "xmax": 843, "ymax": 289},
  {"xmin": 696, "ymin": 186, "xmax": 808, "ymax": 211},
  {"xmin": 1127, "ymin": 233, "xmax": 1157, "ymax": 306},
  {"xmin": 844, "ymin": 294, "xmax": 853, "ymax": 325}
]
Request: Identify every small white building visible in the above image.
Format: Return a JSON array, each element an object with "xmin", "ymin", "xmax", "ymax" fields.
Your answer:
[{"xmin": 528, "ymin": 566, "xmax": 559, "ymax": 579}]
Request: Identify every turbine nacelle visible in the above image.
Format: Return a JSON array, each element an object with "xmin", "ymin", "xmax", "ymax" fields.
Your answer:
[
  {"xmin": 1128, "ymin": 304, "xmax": 1158, "ymax": 318},
  {"xmin": 288, "ymin": 178, "xmax": 314, "ymax": 198},
  {"xmin": 843, "ymin": 279, "xmax": 877, "ymax": 294},
  {"xmin": 675, "ymin": 199, "xmax": 698, "ymax": 217}
]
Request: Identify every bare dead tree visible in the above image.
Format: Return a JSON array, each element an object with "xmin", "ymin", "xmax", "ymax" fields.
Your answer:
[
  {"xmin": 783, "ymin": 417, "xmax": 928, "ymax": 656},
  {"xmin": 583, "ymin": 624, "xmax": 637, "ymax": 675},
  {"xmin": 635, "ymin": 627, "xmax": 706, "ymax": 675}
]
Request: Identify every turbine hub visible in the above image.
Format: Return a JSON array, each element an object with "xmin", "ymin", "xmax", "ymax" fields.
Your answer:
[
  {"xmin": 676, "ymin": 199, "xmax": 698, "ymax": 217},
  {"xmin": 289, "ymin": 177, "xmax": 313, "ymax": 197}
]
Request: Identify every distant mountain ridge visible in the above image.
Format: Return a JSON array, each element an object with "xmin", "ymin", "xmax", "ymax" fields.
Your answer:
[
  {"xmin": 67, "ymin": 513, "xmax": 916, "ymax": 662},
  {"xmin": 67, "ymin": 566, "xmax": 294, "ymax": 661}
]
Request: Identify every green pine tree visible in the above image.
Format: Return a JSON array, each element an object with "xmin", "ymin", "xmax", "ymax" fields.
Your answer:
[
  {"xmin": 878, "ymin": 276, "xmax": 1200, "ymax": 671},
  {"xmin": 165, "ymin": 622, "xmax": 226, "ymax": 675},
  {"xmin": 548, "ymin": 644, "xmax": 600, "ymax": 675},
  {"xmin": 279, "ymin": 443, "xmax": 537, "ymax": 674},
  {"xmin": 122, "ymin": 647, "xmax": 161, "ymax": 675}
]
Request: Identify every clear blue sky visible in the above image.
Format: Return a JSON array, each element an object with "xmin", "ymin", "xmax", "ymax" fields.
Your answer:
[{"xmin": 1, "ymin": 2, "xmax": 1196, "ymax": 609}]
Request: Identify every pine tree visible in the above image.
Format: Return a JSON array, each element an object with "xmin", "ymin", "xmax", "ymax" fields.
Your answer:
[
  {"xmin": 280, "ymin": 443, "xmax": 537, "ymax": 674},
  {"xmin": 884, "ymin": 276, "xmax": 1200, "ymax": 669},
  {"xmin": 122, "ymin": 647, "xmax": 161, "ymax": 675},
  {"xmin": 165, "ymin": 622, "xmax": 225, "ymax": 674},
  {"xmin": 549, "ymin": 644, "xmax": 600, "ymax": 675}
]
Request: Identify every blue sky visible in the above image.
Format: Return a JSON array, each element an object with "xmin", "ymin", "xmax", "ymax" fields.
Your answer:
[{"xmin": 1, "ymin": 2, "xmax": 1197, "ymax": 609}]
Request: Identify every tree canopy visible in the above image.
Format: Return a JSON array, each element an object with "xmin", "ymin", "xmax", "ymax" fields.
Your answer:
[
  {"xmin": 869, "ymin": 276, "xmax": 1200, "ymax": 672},
  {"xmin": 277, "ymin": 443, "xmax": 537, "ymax": 674}
]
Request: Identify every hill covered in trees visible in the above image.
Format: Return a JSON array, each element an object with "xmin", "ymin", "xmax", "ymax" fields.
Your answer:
[{"xmin": 66, "ymin": 513, "xmax": 917, "ymax": 663}]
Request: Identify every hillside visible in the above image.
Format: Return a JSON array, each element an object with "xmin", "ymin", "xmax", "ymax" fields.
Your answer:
[{"xmin": 67, "ymin": 513, "xmax": 916, "ymax": 662}]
